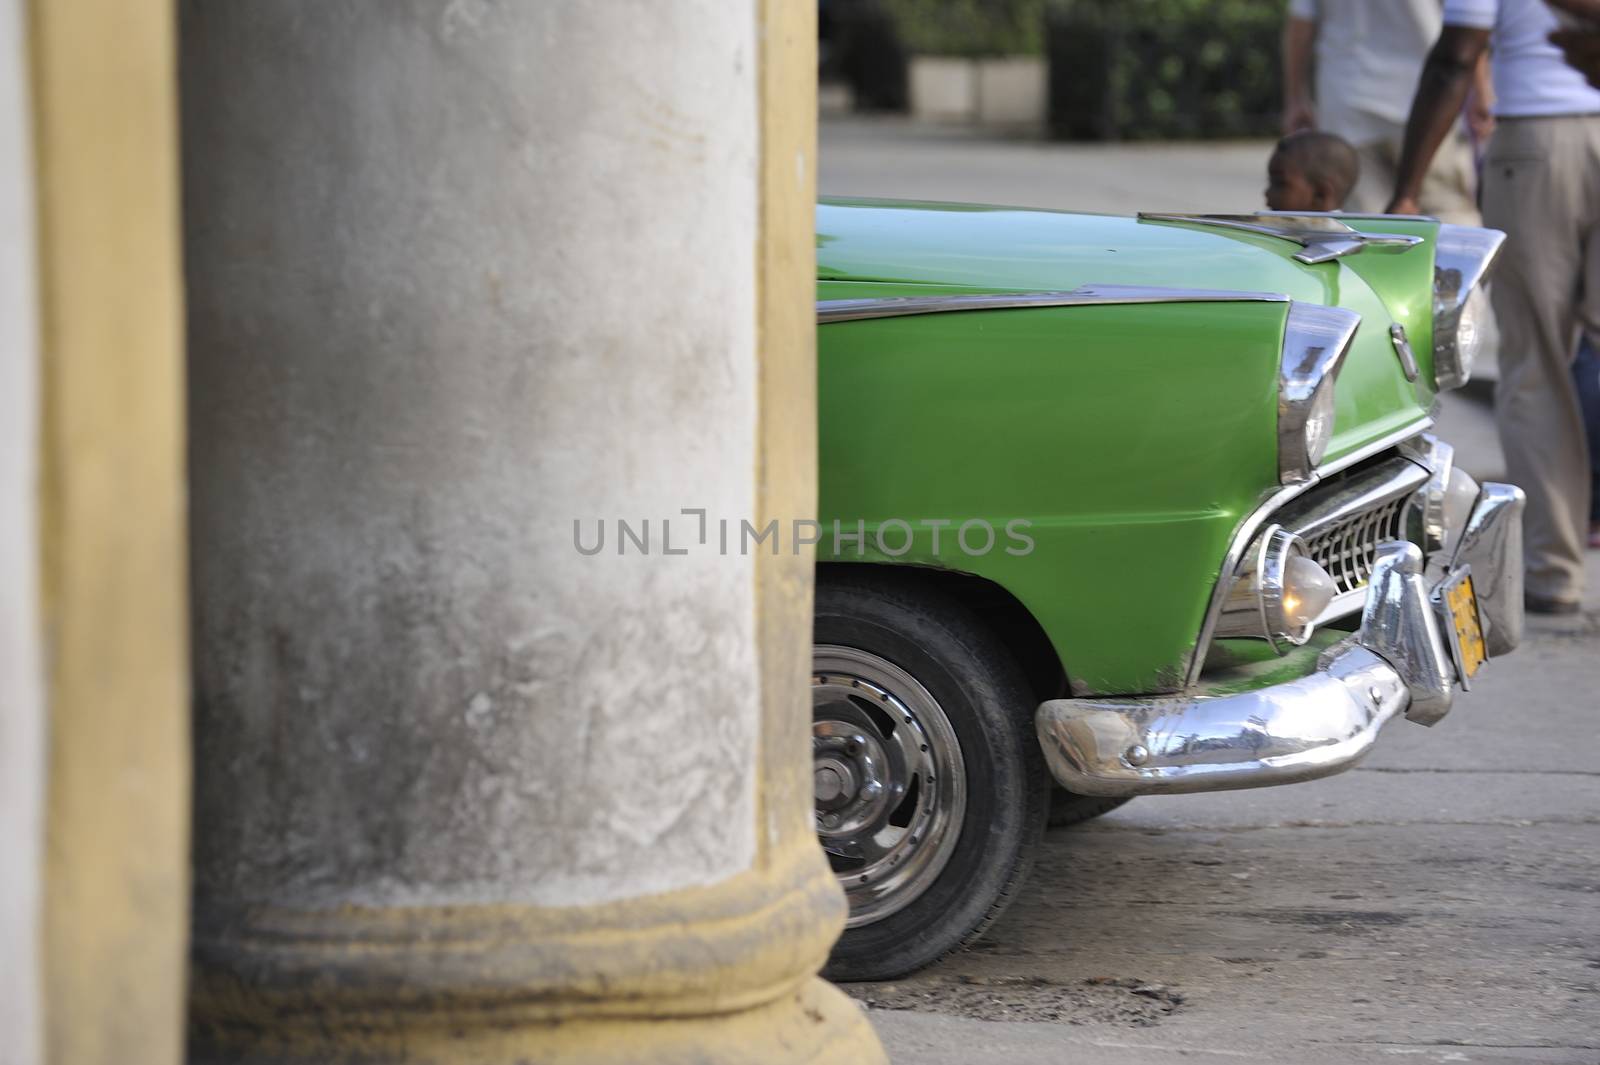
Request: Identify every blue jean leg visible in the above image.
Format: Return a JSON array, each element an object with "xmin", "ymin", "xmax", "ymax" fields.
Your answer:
[{"xmin": 1574, "ymin": 336, "xmax": 1600, "ymax": 523}]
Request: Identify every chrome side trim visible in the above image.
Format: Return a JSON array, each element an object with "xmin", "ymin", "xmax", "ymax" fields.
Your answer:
[
  {"xmin": 1139, "ymin": 212, "xmax": 1424, "ymax": 264},
  {"xmin": 1278, "ymin": 303, "xmax": 1362, "ymax": 483},
  {"xmin": 815, "ymin": 285, "xmax": 1289, "ymax": 324},
  {"xmin": 1318, "ymin": 416, "xmax": 1436, "ymax": 477},
  {"xmin": 1433, "ymin": 225, "xmax": 1507, "ymax": 390},
  {"xmin": 1183, "ymin": 416, "xmax": 1434, "ymax": 688},
  {"xmin": 1390, "ymin": 323, "xmax": 1420, "ymax": 382}
]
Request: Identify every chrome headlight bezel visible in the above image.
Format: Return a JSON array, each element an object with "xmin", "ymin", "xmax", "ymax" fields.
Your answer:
[
  {"xmin": 1278, "ymin": 302, "xmax": 1361, "ymax": 485},
  {"xmin": 1432, "ymin": 224, "xmax": 1506, "ymax": 391},
  {"xmin": 1213, "ymin": 525, "xmax": 1338, "ymax": 650}
]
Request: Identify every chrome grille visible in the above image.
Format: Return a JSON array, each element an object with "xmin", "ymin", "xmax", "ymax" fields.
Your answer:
[{"xmin": 1297, "ymin": 494, "xmax": 1410, "ymax": 595}]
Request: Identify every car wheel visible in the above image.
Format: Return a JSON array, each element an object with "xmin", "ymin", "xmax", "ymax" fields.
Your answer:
[
  {"xmin": 813, "ymin": 571, "xmax": 1049, "ymax": 982},
  {"xmin": 1047, "ymin": 787, "xmax": 1132, "ymax": 828}
]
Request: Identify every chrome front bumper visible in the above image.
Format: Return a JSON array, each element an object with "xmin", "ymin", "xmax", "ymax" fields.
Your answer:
[{"xmin": 1036, "ymin": 483, "xmax": 1524, "ymax": 797}]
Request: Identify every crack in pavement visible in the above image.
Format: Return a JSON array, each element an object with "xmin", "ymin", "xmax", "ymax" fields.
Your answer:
[
  {"xmin": 847, "ymin": 975, "xmax": 1186, "ymax": 1027},
  {"xmin": 1354, "ymin": 767, "xmax": 1600, "ymax": 778},
  {"xmin": 1323, "ymin": 1041, "xmax": 1600, "ymax": 1051},
  {"xmin": 1081, "ymin": 815, "xmax": 1600, "ymax": 834}
]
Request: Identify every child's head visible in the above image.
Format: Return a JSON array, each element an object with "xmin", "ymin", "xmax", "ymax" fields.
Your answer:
[{"xmin": 1265, "ymin": 130, "xmax": 1360, "ymax": 212}]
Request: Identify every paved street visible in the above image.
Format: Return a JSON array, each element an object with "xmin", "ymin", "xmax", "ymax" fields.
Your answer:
[
  {"xmin": 820, "ymin": 115, "xmax": 1273, "ymax": 214},
  {"xmin": 822, "ymin": 117, "xmax": 1600, "ymax": 1065}
]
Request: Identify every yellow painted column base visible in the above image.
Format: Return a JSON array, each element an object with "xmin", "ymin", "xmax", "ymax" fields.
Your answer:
[
  {"xmin": 199, "ymin": 978, "xmax": 876, "ymax": 1065},
  {"xmin": 190, "ymin": 844, "xmax": 886, "ymax": 1064},
  {"xmin": 409, "ymin": 979, "xmax": 877, "ymax": 1065}
]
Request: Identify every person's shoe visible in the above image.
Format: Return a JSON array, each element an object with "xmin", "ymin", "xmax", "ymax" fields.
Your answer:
[{"xmin": 1525, "ymin": 592, "xmax": 1582, "ymax": 615}]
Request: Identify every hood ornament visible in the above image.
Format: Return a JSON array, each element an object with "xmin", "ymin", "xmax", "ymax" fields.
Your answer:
[{"xmin": 1139, "ymin": 212, "xmax": 1424, "ymax": 265}]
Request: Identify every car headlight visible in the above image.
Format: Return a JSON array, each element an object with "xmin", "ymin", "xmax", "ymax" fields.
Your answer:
[
  {"xmin": 1433, "ymin": 224, "xmax": 1506, "ymax": 391},
  {"xmin": 1214, "ymin": 526, "xmax": 1338, "ymax": 648},
  {"xmin": 1281, "ymin": 551, "xmax": 1338, "ymax": 633},
  {"xmin": 1278, "ymin": 303, "xmax": 1360, "ymax": 484}
]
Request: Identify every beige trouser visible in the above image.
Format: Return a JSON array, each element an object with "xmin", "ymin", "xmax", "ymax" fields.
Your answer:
[
  {"xmin": 1344, "ymin": 127, "xmax": 1482, "ymax": 226},
  {"xmin": 1480, "ymin": 115, "xmax": 1600, "ymax": 602}
]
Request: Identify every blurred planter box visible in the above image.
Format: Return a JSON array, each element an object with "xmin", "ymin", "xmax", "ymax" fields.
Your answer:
[
  {"xmin": 910, "ymin": 56, "xmax": 977, "ymax": 122},
  {"xmin": 910, "ymin": 55, "xmax": 1046, "ymax": 129},
  {"xmin": 978, "ymin": 57, "xmax": 1047, "ymax": 127}
]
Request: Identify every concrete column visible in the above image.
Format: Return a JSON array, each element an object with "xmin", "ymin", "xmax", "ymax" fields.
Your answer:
[{"xmin": 181, "ymin": 3, "xmax": 882, "ymax": 1062}]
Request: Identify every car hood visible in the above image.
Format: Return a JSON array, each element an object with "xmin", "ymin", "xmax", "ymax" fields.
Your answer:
[
  {"xmin": 816, "ymin": 198, "xmax": 1442, "ymax": 469},
  {"xmin": 821, "ymin": 198, "xmax": 1355, "ymax": 300}
]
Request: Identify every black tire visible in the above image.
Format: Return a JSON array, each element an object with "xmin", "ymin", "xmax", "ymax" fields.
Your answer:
[
  {"xmin": 1048, "ymin": 787, "xmax": 1132, "ymax": 828},
  {"xmin": 813, "ymin": 569, "xmax": 1049, "ymax": 982}
]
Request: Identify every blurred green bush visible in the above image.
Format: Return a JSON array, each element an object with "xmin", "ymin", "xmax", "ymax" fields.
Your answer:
[
  {"xmin": 881, "ymin": 0, "xmax": 1047, "ymax": 57},
  {"xmin": 875, "ymin": 0, "xmax": 1282, "ymax": 139},
  {"xmin": 1046, "ymin": 0, "xmax": 1281, "ymax": 140}
]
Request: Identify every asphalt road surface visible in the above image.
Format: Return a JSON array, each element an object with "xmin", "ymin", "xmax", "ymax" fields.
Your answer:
[
  {"xmin": 821, "ymin": 116, "xmax": 1600, "ymax": 1065},
  {"xmin": 819, "ymin": 115, "xmax": 1272, "ymax": 214}
]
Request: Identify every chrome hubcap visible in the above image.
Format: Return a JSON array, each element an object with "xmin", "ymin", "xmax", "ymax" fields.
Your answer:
[{"xmin": 812, "ymin": 645, "xmax": 967, "ymax": 927}]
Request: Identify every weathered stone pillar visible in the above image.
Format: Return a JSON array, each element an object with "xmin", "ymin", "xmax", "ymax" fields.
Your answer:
[{"xmin": 182, "ymin": 2, "xmax": 881, "ymax": 1062}]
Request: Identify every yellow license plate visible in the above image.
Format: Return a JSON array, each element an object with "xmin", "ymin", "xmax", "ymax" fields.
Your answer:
[{"xmin": 1442, "ymin": 573, "xmax": 1487, "ymax": 683}]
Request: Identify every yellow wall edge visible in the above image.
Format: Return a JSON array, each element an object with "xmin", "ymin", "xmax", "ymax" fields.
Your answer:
[
  {"xmin": 755, "ymin": 0, "xmax": 825, "ymax": 864},
  {"xmin": 28, "ymin": 0, "xmax": 190, "ymax": 1061}
]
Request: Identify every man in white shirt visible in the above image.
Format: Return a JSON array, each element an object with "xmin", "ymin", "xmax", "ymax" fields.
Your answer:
[
  {"xmin": 1282, "ymin": 0, "xmax": 1487, "ymax": 221},
  {"xmin": 1390, "ymin": 0, "xmax": 1600, "ymax": 613},
  {"xmin": 1551, "ymin": 23, "xmax": 1600, "ymax": 87}
]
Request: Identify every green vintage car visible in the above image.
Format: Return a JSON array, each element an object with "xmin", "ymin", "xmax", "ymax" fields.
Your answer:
[{"xmin": 810, "ymin": 200, "xmax": 1523, "ymax": 980}]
